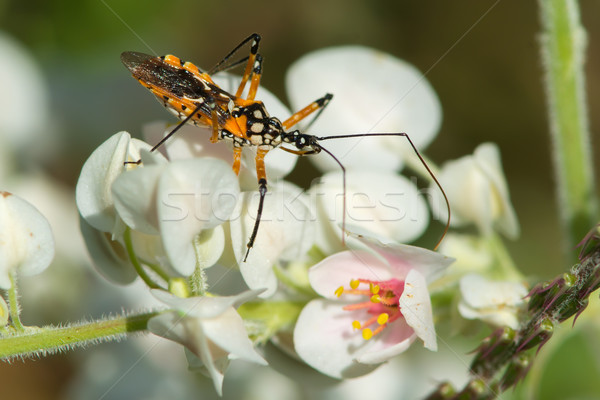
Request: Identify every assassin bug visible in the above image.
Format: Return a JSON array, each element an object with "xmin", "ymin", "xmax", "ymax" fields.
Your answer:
[{"xmin": 121, "ymin": 33, "xmax": 450, "ymax": 262}]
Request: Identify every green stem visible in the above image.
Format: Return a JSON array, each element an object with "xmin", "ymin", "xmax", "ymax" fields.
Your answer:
[
  {"xmin": 8, "ymin": 272, "xmax": 24, "ymax": 332},
  {"xmin": 0, "ymin": 311, "xmax": 159, "ymax": 359},
  {"xmin": 538, "ymin": 0, "xmax": 597, "ymax": 255},
  {"xmin": 123, "ymin": 228, "xmax": 162, "ymax": 289}
]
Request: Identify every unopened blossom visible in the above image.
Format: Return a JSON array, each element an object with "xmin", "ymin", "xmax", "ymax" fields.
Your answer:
[
  {"xmin": 286, "ymin": 45, "xmax": 442, "ymax": 173},
  {"xmin": 148, "ymin": 289, "xmax": 267, "ymax": 395},
  {"xmin": 430, "ymin": 142, "xmax": 519, "ymax": 239},
  {"xmin": 0, "ymin": 192, "xmax": 54, "ymax": 289},
  {"xmin": 294, "ymin": 234, "xmax": 453, "ymax": 378},
  {"xmin": 458, "ymin": 274, "xmax": 527, "ymax": 329}
]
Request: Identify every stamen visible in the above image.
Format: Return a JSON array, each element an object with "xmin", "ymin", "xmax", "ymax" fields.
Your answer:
[
  {"xmin": 352, "ymin": 320, "xmax": 361, "ymax": 329},
  {"xmin": 350, "ymin": 279, "xmax": 360, "ymax": 289},
  {"xmin": 370, "ymin": 294, "xmax": 381, "ymax": 303},
  {"xmin": 377, "ymin": 313, "xmax": 389, "ymax": 325},
  {"xmin": 369, "ymin": 283, "xmax": 380, "ymax": 294},
  {"xmin": 362, "ymin": 328, "xmax": 373, "ymax": 340},
  {"xmin": 334, "ymin": 286, "xmax": 344, "ymax": 297}
]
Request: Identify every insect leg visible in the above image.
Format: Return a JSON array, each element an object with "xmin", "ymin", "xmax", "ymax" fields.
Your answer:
[
  {"xmin": 243, "ymin": 147, "xmax": 269, "ymax": 262},
  {"xmin": 282, "ymin": 93, "xmax": 333, "ymax": 130},
  {"xmin": 208, "ymin": 33, "xmax": 260, "ymax": 76},
  {"xmin": 232, "ymin": 146, "xmax": 242, "ymax": 176},
  {"xmin": 246, "ymin": 54, "xmax": 263, "ymax": 101}
]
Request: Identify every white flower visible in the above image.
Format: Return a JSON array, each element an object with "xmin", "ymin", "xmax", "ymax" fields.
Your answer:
[
  {"xmin": 286, "ymin": 45, "xmax": 442, "ymax": 173},
  {"xmin": 0, "ymin": 32, "xmax": 51, "ymax": 152},
  {"xmin": 148, "ymin": 289, "xmax": 267, "ymax": 395},
  {"xmin": 294, "ymin": 234, "xmax": 453, "ymax": 378},
  {"xmin": 229, "ymin": 182, "xmax": 315, "ymax": 298},
  {"xmin": 458, "ymin": 274, "xmax": 527, "ymax": 329},
  {"xmin": 309, "ymin": 170, "xmax": 429, "ymax": 254},
  {"xmin": 430, "ymin": 142, "xmax": 519, "ymax": 239},
  {"xmin": 112, "ymin": 156, "xmax": 240, "ymax": 276},
  {"xmin": 76, "ymin": 131, "xmax": 160, "ymax": 237},
  {"xmin": 0, "ymin": 191, "xmax": 54, "ymax": 289}
]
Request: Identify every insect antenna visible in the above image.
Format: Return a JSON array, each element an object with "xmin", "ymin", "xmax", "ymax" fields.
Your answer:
[
  {"xmin": 311, "ymin": 141, "xmax": 347, "ymax": 245},
  {"xmin": 315, "ymin": 133, "xmax": 450, "ymax": 250}
]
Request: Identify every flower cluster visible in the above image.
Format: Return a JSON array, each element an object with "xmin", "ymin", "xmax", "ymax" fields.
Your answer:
[{"xmin": 71, "ymin": 44, "xmax": 523, "ymax": 395}]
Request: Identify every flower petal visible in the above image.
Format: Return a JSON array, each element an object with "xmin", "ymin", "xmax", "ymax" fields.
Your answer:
[
  {"xmin": 231, "ymin": 187, "xmax": 315, "ymax": 298},
  {"xmin": 76, "ymin": 132, "xmax": 132, "ymax": 233},
  {"xmin": 355, "ymin": 319, "xmax": 415, "ymax": 364},
  {"xmin": 399, "ymin": 269, "xmax": 437, "ymax": 351},
  {"xmin": 0, "ymin": 192, "xmax": 55, "ymax": 289},
  {"xmin": 286, "ymin": 46, "xmax": 441, "ymax": 172},
  {"xmin": 293, "ymin": 299, "xmax": 379, "ymax": 379},
  {"xmin": 157, "ymin": 158, "xmax": 240, "ymax": 275},
  {"xmin": 353, "ymin": 233, "xmax": 455, "ymax": 284},
  {"xmin": 308, "ymin": 250, "xmax": 392, "ymax": 299},
  {"xmin": 150, "ymin": 288, "xmax": 264, "ymax": 319},
  {"xmin": 79, "ymin": 216, "xmax": 137, "ymax": 285},
  {"xmin": 112, "ymin": 164, "xmax": 163, "ymax": 235},
  {"xmin": 311, "ymin": 171, "xmax": 429, "ymax": 245}
]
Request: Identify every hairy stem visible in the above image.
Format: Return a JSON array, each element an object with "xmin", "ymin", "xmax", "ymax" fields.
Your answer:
[
  {"xmin": 538, "ymin": 0, "xmax": 596, "ymax": 256},
  {"xmin": 7, "ymin": 273, "xmax": 24, "ymax": 332},
  {"xmin": 0, "ymin": 311, "xmax": 159, "ymax": 359}
]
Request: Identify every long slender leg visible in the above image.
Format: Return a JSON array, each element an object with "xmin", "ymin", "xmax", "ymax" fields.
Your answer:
[
  {"xmin": 282, "ymin": 93, "xmax": 333, "ymax": 130},
  {"xmin": 243, "ymin": 147, "xmax": 269, "ymax": 262},
  {"xmin": 232, "ymin": 146, "xmax": 242, "ymax": 175},
  {"xmin": 124, "ymin": 102, "xmax": 204, "ymax": 165},
  {"xmin": 208, "ymin": 33, "xmax": 261, "ymax": 75},
  {"xmin": 246, "ymin": 54, "xmax": 263, "ymax": 101},
  {"xmin": 232, "ymin": 35, "xmax": 261, "ymax": 98}
]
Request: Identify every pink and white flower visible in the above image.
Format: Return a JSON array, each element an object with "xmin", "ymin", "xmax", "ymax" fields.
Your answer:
[{"xmin": 294, "ymin": 235, "xmax": 453, "ymax": 378}]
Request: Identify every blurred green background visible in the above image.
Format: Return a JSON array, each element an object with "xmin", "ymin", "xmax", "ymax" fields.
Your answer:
[{"xmin": 1, "ymin": 0, "xmax": 599, "ymax": 398}]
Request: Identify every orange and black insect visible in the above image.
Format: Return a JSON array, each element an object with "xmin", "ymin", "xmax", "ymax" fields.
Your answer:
[{"xmin": 121, "ymin": 33, "xmax": 450, "ymax": 261}]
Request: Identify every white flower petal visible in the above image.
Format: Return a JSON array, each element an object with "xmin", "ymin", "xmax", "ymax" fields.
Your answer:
[
  {"xmin": 474, "ymin": 143, "xmax": 520, "ymax": 239},
  {"xmin": 0, "ymin": 33, "xmax": 50, "ymax": 150},
  {"xmin": 353, "ymin": 233, "xmax": 455, "ymax": 284},
  {"xmin": 157, "ymin": 158, "xmax": 239, "ymax": 275},
  {"xmin": 458, "ymin": 274, "xmax": 527, "ymax": 329},
  {"xmin": 0, "ymin": 192, "xmax": 55, "ymax": 289},
  {"xmin": 150, "ymin": 288, "xmax": 264, "ymax": 319},
  {"xmin": 286, "ymin": 46, "xmax": 441, "ymax": 172},
  {"xmin": 112, "ymin": 165, "xmax": 163, "ymax": 235},
  {"xmin": 76, "ymin": 132, "xmax": 132, "ymax": 233},
  {"xmin": 430, "ymin": 143, "xmax": 519, "ymax": 240},
  {"xmin": 231, "ymin": 188, "xmax": 315, "ymax": 298},
  {"xmin": 355, "ymin": 319, "xmax": 415, "ymax": 364},
  {"xmin": 293, "ymin": 299, "xmax": 379, "ymax": 379},
  {"xmin": 202, "ymin": 307, "xmax": 267, "ymax": 365},
  {"xmin": 311, "ymin": 171, "xmax": 429, "ymax": 245},
  {"xmin": 308, "ymin": 250, "xmax": 392, "ymax": 299},
  {"xmin": 79, "ymin": 216, "xmax": 137, "ymax": 285},
  {"xmin": 399, "ymin": 269, "xmax": 437, "ymax": 351}
]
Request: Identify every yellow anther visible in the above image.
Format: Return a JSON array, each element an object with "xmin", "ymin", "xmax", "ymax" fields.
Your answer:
[
  {"xmin": 370, "ymin": 294, "xmax": 381, "ymax": 303},
  {"xmin": 377, "ymin": 313, "xmax": 389, "ymax": 325},
  {"xmin": 334, "ymin": 286, "xmax": 344, "ymax": 297},
  {"xmin": 352, "ymin": 320, "xmax": 361, "ymax": 329},
  {"xmin": 350, "ymin": 279, "xmax": 360, "ymax": 289},
  {"xmin": 362, "ymin": 328, "xmax": 373, "ymax": 340},
  {"xmin": 370, "ymin": 283, "xmax": 380, "ymax": 294}
]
